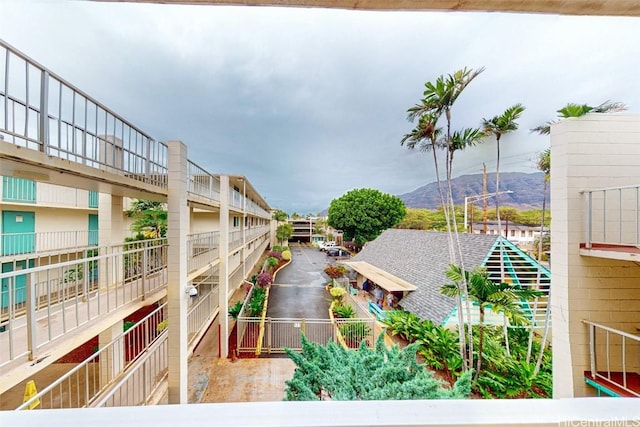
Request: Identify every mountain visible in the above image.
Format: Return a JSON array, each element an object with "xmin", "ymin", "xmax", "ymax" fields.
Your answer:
[{"xmin": 399, "ymin": 172, "xmax": 549, "ymax": 210}]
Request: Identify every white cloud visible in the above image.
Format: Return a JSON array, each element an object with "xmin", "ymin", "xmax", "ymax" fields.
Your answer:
[{"xmin": 1, "ymin": 1, "xmax": 638, "ymax": 213}]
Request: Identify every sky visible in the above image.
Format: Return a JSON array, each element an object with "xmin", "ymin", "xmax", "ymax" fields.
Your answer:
[{"xmin": 1, "ymin": 1, "xmax": 639, "ymax": 214}]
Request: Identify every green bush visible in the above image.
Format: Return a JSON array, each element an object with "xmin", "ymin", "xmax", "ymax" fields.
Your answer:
[
  {"xmin": 332, "ymin": 304, "xmax": 355, "ymax": 318},
  {"xmin": 248, "ymin": 287, "xmax": 267, "ymax": 317},
  {"xmin": 267, "ymin": 256, "xmax": 279, "ymax": 268},
  {"xmin": 339, "ymin": 322, "xmax": 371, "ymax": 347},
  {"xmin": 282, "ymin": 250, "xmax": 292, "ymax": 261},
  {"xmin": 229, "ymin": 301, "xmax": 243, "ymax": 320}
]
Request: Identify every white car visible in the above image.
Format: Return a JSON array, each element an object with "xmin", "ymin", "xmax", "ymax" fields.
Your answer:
[{"xmin": 318, "ymin": 241, "xmax": 336, "ymax": 251}]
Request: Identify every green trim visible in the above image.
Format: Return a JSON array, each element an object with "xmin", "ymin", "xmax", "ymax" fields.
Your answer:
[{"xmin": 584, "ymin": 377, "xmax": 622, "ymax": 397}]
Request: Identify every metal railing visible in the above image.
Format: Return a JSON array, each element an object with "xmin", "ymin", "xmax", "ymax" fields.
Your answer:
[
  {"xmin": 187, "ymin": 161, "xmax": 220, "ymax": 203},
  {"xmin": 16, "ymin": 303, "xmax": 167, "ymax": 410},
  {"xmin": 0, "ymin": 39, "xmax": 168, "ymax": 188},
  {"xmin": 187, "ymin": 231, "xmax": 219, "ymax": 273},
  {"xmin": 229, "ymin": 189, "xmax": 243, "ymax": 210},
  {"xmin": 582, "ymin": 184, "xmax": 640, "ymax": 248},
  {"xmin": 229, "ymin": 229, "xmax": 243, "ymax": 250},
  {"xmin": 584, "ymin": 320, "xmax": 640, "ymax": 397},
  {"xmin": 92, "ymin": 332, "xmax": 168, "ymax": 407},
  {"xmin": 1, "ymin": 230, "xmax": 98, "ymax": 256},
  {"xmin": 187, "ymin": 282, "xmax": 220, "ymax": 347},
  {"xmin": 0, "ymin": 239, "xmax": 167, "ymax": 367}
]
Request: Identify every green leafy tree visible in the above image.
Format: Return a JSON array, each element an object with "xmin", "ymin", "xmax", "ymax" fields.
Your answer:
[
  {"xmin": 276, "ymin": 223, "xmax": 293, "ymax": 245},
  {"xmin": 403, "ymin": 67, "xmax": 485, "ymax": 370},
  {"xmin": 440, "ymin": 265, "xmax": 542, "ymax": 382},
  {"xmin": 327, "ymin": 188, "xmax": 406, "ymax": 246},
  {"xmin": 272, "ymin": 209, "xmax": 288, "ymax": 222},
  {"xmin": 284, "ymin": 334, "xmax": 471, "ymax": 401},
  {"xmin": 125, "ymin": 199, "xmax": 167, "ymax": 238}
]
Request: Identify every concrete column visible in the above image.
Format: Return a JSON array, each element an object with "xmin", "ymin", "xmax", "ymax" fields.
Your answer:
[
  {"xmin": 219, "ymin": 175, "xmax": 230, "ymax": 358},
  {"xmin": 98, "ymin": 194, "xmax": 124, "ymax": 289},
  {"xmin": 99, "ymin": 319, "xmax": 124, "ymax": 387},
  {"xmin": 167, "ymin": 140, "xmax": 189, "ymax": 404}
]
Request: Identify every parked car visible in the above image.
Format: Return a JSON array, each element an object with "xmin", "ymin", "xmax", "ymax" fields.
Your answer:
[
  {"xmin": 326, "ymin": 246, "xmax": 350, "ymax": 257},
  {"xmin": 319, "ymin": 241, "xmax": 336, "ymax": 251}
]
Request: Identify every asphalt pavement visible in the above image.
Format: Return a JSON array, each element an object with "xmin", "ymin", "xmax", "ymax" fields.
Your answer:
[{"xmin": 266, "ymin": 244, "xmax": 332, "ymax": 319}]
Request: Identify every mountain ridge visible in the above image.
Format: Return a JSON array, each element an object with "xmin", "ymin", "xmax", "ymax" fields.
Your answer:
[{"xmin": 399, "ymin": 172, "xmax": 548, "ymax": 210}]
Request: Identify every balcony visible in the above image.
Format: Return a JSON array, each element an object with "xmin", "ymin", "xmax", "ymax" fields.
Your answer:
[
  {"xmin": 581, "ymin": 184, "xmax": 640, "ymax": 261},
  {"xmin": 583, "ymin": 320, "xmax": 640, "ymax": 397},
  {"xmin": 1, "ymin": 230, "xmax": 98, "ymax": 257}
]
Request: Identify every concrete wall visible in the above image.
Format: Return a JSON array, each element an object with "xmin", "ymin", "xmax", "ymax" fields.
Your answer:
[{"xmin": 551, "ymin": 114, "xmax": 640, "ymax": 397}]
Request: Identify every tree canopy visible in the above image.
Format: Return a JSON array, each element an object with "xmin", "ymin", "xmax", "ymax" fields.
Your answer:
[
  {"xmin": 276, "ymin": 223, "xmax": 293, "ymax": 245},
  {"xmin": 125, "ymin": 199, "xmax": 167, "ymax": 238},
  {"xmin": 327, "ymin": 188, "xmax": 406, "ymax": 245},
  {"xmin": 272, "ymin": 209, "xmax": 288, "ymax": 222},
  {"xmin": 284, "ymin": 334, "xmax": 471, "ymax": 401}
]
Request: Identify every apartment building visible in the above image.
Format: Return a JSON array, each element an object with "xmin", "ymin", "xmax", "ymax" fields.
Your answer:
[
  {"xmin": 551, "ymin": 114, "xmax": 640, "ymax": 398},
  {"xmin": 0, "ymin": 40, "xmax": 273, "ymax": 407}
]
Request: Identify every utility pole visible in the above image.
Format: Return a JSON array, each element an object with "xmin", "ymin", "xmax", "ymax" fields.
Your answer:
[{"xmin": 483, "ymin": 163, "xmax": 488, "ymax": 234}]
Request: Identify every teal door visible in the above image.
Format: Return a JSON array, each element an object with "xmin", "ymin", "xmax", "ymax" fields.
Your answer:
[
  {"xmin": 2, "ymin": 211, "xmax": 36, "ymax": 256},
  {"xmin": 1, "ymin": 260, "xmax": 33, "ymax": 308},
  {"xmin": 88, "ymin": 214, "xmax": 99, "ymax": 246}
]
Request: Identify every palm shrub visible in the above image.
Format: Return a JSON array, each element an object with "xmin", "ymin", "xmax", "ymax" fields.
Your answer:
[
  {"xmin": 229, "ymin": 301, "xmax": 243, "ymax": 320},
  {"xmin": 339, "ymin": 322, "xmax": 372, "ymax": 348},
  {"xmin": 332, "ymin": 304, "xmax": 355, "ymax": 319},
  {"xmin": 248, "ymin": 287, "xmax": 267, "ymax": 317}
]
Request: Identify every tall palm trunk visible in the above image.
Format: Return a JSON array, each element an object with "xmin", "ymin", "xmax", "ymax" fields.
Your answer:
[
  {"xmin": 447, "ymin": 149, "xmax": 474, "ymax": 369},
  {"xmin": 434, "ymin": 139, "xmax": 468, "ymax": 370},
  {"xmin": 494, "ymin": 134, "xmax": 511, "ymax": 355},
  {"xmin": 474, "ymin": 306, "xmax": 485, "ymax": 382},
  {"xmin": 527, "ymin": 178, "xmax": 547, "ymax": 363}
]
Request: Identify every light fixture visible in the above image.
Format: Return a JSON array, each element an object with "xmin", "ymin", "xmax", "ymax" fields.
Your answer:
[{"xmin": 185, "ymin": 285, "xmax": 198, "ymax": 297}]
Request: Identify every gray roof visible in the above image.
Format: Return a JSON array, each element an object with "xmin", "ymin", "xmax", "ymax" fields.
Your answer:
[{"xmin": 352, "ymin": 229, "xmax": 499, "ymax": 324}]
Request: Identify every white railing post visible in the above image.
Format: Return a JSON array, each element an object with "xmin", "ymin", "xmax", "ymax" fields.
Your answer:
[
  {"xmin": 585, "ymin": 191, "xmax": 593, "ymax": 248},
  {"xmin": 26, "ymin": 272, "xmax": 37, "ymax": 361},
  {"xmin": 39, "ymin": 69, "xmax": 49, "ymax": 151}
]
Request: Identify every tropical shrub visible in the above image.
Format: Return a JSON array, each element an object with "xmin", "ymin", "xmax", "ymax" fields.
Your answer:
[
  {"xmin": 282, "ymin": 250, "xmax": 292, "ymax": 261},
  {"xmin": 284, "ymin": 334, "xmax": 472, "ymax": 400},
  {"xmin": 332, "ymin": 304, "xmax": 355, "ymax": 319},
  {"xmin": 339, "ymin": 322, "xmax": 372, "ymax": 348},
  {"xmin": 268, "ymin": 250, "xmax": 283, "ymax": 260},
  {"xmin": 247, "ymin": 287, "xmax": 267, "ymax": 317},
  {"xmin": 323, "ymin": 265, "xmax": 348, "ymax": 279},
  {"xmin": 272, "ymin": 245, "xmax": 284, "ymax": 252},
  {"xmin": 229, "ymin": 301, "xmax": 243, "ymax": 320},
  {"xmin": 329, "ymin": 286, "xmax": 346, "ymax": 304},
  {"xmin": 256, "ymin": 272, "xmax": 273, "ymax": 287},
  {"xmin": 266, "ymin": 256, "xmax": 279, "ymax": 268}
]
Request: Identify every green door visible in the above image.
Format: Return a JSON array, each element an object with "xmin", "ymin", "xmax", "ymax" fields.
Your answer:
[
  {"xmin": 1, "ymin": 260, "xmax": 33, "ymax": 308},
  {"xmin": 2, "ymin": 210, "xmax": 36, "ymax": 256},
  {"xmin": 88, "ymin": 214, "xmax": 99, "ymax": 246}
]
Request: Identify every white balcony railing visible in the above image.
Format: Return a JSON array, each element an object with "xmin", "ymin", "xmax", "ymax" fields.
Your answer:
[
  {"xmin": 0, "ymin": 40, "xmax": 168, "ymax": 189},
  {"xmin": 0, "ymin": 238, "xmax": 167, "ymax": 368},
  {"xmin": 187, "ymin": 231, "xmax": 219, "ymax": 273},
  {"xmin": 187, "ymin": 161, "xmax": 220, "ymax": 203},
  {"xmin": 583, "ymin": 320, "xmax": 640, "ymax": 397},
  {"xmin": 17, "ymin": 304, "xmax": 167, "ymax": 410},
  {"xmin": 582, "ymin": 184, "xmax": 640, "ymax": 248},
  {"xmin": 1, "ymin": 230, "xmax": 98, "ymax": 257}
]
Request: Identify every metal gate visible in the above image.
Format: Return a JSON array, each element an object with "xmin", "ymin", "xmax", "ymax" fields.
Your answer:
[{"xmin": 236, "ymin": 316, "xmax": 374, "ymax": 355}]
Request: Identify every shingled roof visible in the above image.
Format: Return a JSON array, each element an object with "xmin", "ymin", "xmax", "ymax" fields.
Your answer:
[{"xmin": 351, "ymin": 229, "xmax": 499, "ymax": 324}]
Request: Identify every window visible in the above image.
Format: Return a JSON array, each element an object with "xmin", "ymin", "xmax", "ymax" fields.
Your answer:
[
  {"xmin": 510, "ymin": 230, "xmax": 516, "ymax": 237},
  {"xmin": 233, "ymin": 216, "xmax": 239, "ymax": 227},
  {"xmin": 521, "ymin": 230, "xmax": 526, "ymax": 237}
]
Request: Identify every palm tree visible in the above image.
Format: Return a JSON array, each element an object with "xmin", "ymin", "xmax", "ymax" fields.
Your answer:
[
  {"xmin": 441, "ymin": 264, "xmax": 542, "ymax": 382},
  {"xmin": 403, "ymin": 67, "xmax": 485, "ymax": 370},
  {"xmin": 481, "ymin": 104, "xmax": 525, "ymax": 280},
  {"xmin": 525, "ymin": 149, "xmax": 550, "ymax": 364},
  {"xmin": 531, "ymin": 100, "xmax": 626, "ymax": 135}
]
